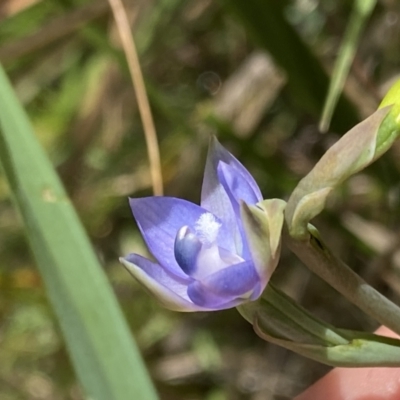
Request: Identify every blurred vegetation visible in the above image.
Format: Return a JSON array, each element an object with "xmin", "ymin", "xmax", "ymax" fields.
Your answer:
[{"xmin": 1, "ymin": 0, "xmax": 400, "ymax": 399}]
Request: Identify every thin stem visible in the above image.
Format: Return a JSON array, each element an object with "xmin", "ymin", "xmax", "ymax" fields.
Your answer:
[
  {"xmin": 265, "ymin": 284, "xmax": 348, "ymax": 345},
  {"xmin": 284, "ymin": 227, "xmax": 400, "ymax": 336},
  {"xmin": 108, "ymin": 0, "xmax": 163, "ymax": 195},
  {"xmin": 238, "ymin": 283, "xmax": 400, "ymax": 367}
]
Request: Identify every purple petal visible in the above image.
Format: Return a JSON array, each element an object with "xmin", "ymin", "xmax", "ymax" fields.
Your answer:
[
  {"xmin": 121, "ymin": 254, "xmax": 206, "ymax": 312},
  {"xmin": 187, "ymin": 260, "xmax": 261, "ymax": 309},
  {"xmin": 187, "ymin": 281, "xmax": 245, "ymax": 309},
  {"xmin": 201, "ymin": 138, "xmax": 240, "ymax": 254},
  {"xmin": 217, "ymin": 161, "xmax": 261, "ymax": 206},
  {"xmin": 130, "ymin": 196, "xmax": 237, "ymax": 273},
  {"xmin": 217, "ymin": 161, "xmax": 263, "ymax": 260},
  {"xmin": 200, "ymin": 260, "xmax": 260, "ymax": 296},
  {"xmin": 130, "ymin": 197, "xmax": 210, "ymax": 279},
  {"xmin": 203, "ymin": 137, "xmax": 262, "ymax": 206}
]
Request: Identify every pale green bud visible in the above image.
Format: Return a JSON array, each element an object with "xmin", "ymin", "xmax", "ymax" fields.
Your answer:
[{"xmin": 286, "ymin": 81, "xmax": 400, "ymax": 239}]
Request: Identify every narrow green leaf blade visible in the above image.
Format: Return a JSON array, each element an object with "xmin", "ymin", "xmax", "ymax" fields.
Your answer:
[
  {"xmin": 0, "ymin": 65, "xmax": 158, "ymax": 400},
  {"xmin": 319, "ymin": 0, "xmax": 377, "ymax": 132}
]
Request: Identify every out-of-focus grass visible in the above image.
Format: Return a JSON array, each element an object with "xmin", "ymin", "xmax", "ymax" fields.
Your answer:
[
  {"xmin": 319, "ymin": 0, "xmax": 376, "ymax": 132},
  {"xmin": 1, "ymin": 0, "xmax": 400, "ymax": 399}
]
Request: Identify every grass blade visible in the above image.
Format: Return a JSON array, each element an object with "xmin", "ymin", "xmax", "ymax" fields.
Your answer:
[
  {"xmin": 319, "ymin": 0, "xmax": 377, "ymax": 132},
  {"xmin": 0, "ymin": 64, "xmax": 158, "ymax": 400}
]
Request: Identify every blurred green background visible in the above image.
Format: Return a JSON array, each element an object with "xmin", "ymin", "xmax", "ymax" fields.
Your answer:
[{"xmin": 1, "ymin": 0, "xmax": 400, "ymax": 399}]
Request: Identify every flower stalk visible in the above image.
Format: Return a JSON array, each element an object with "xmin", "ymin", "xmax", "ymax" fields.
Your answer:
[
  {"xmin": 239, "ymin": 284, "xmax": 400, "ymax": 367},
  {"xmin": 283, "ymin": 225, "xmax": 400, "ymax": 338}
]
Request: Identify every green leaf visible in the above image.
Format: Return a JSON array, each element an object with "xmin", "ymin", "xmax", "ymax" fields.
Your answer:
[
  {"xmin": 319, "ymin": 0, "xmax": 376, "ymax": 132},
  {"xmin": 0, "ymin": 65, "xmax": 158, "ymax": 400}
]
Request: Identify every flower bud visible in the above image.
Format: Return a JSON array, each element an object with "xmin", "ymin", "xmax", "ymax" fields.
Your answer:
[{"xmin": 286, "ymin": 80, "xmax": 400, "ymax": 238}]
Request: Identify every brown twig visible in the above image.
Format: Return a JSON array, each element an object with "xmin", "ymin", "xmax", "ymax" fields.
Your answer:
[{"xmin": 108, "ymin": 0, "xmax": 163, "ymax": 196}]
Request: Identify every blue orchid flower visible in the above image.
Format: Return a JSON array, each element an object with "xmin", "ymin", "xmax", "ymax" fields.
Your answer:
[{"xmin": 120, "ymin": 138, "xmax": 284, "ymax": 311}]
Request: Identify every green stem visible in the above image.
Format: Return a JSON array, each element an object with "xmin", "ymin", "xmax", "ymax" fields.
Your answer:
[
  {"xmin": 238, "ymin": 281, "xmax": 400, "ymax": 367},
  {"xmin": 284, "ymin": 226, "xmax": 400, "ymax": 336},
  {"xmin": 264, "ymin": 284, "xmax": 348, "ymax": 345},
  {"xmin": 237, "ymin": 283, "xmax": 348, "ymax": 347}
]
